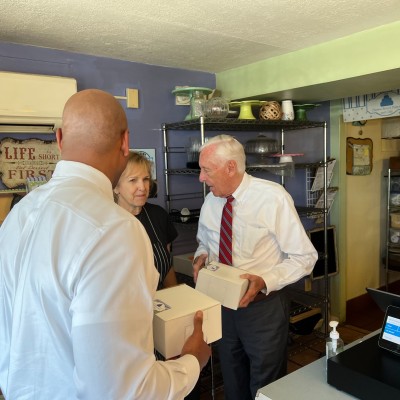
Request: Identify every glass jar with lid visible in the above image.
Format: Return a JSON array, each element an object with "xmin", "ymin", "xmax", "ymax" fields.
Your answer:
[
  {"xmin": 205, "ymin": 97, "xmax": 229, "ymax": 118},
  {"xmin": 190, "ymin": 90, "xmax": 207, "ymax": 119}
]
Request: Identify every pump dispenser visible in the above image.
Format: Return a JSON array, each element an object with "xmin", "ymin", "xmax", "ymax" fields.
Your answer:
[{"xmin": 326, "ymin": 320, "xmax": 344, "ymax": 370}]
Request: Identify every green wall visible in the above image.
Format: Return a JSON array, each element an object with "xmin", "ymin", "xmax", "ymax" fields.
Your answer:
[{"xmin": 216, "ymin": 21, "xmax": 400, "ymax": 103}]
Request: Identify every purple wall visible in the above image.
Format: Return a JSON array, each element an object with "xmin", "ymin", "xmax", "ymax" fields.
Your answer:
[
  {"xmin": 0, "ymin": 42, "xmax": 331, "ymax": 254},
  {"xmin": 0, "ymin": 42, "xmax": 216, "ymax": 206}
]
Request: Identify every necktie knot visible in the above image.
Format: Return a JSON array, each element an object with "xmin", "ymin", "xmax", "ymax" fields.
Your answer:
[{"xmin": 226, "ymin": 195, "xmax": 234, "ymax": 204}]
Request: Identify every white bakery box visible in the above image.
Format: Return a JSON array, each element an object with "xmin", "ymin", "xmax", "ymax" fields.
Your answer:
[
  {"xmin": 153, "ymin": 284, "xmax": 222, "ymax": 359},
  {"xmin": 195, "ymin": 261, "xmax": 249, "ymax": 310},
  {"xmin": 173, "ymin": 252, "xmax": 195, "ymax": 276}
]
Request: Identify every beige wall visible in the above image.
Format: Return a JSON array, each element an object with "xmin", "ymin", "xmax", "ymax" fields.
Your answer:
[
  {"xmin": 345, "ymin": 120, "xmax": 400, "ymax": 301},
  {"xmin": 0, "ymin": 195, "xmax": 13, "ymax": 224}
]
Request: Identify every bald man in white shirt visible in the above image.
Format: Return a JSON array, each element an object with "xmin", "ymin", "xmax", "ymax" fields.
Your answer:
[{"xmin": 0, "ymin": 89, "xmax": 210, "ymax": 400}]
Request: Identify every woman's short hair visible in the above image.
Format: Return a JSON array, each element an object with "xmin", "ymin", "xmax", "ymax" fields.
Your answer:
[
  {"xmin": 126, "ymin": 151, "xmax": 153, "ymax": 180},
  {"xmin": 200, "ymin": 134, "xmax": 246, "ymax": 173}
]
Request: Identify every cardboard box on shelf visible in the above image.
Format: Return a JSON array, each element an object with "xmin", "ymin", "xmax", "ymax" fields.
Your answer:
[
  {"xmin": 153, "ymin": 284, "xmax": 221, "ymax": 359},
  {"xmin": 195, "ymin": 261, "xmax": 249, "ymax": 310}
]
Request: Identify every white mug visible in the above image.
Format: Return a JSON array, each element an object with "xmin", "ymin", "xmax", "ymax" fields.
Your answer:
[{"xmin": 281, "ymin": 100, "xmax": 294, "ymax": 121}]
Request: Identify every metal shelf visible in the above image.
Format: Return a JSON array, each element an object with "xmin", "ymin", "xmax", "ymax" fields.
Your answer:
[
  {"xmin": 296, "ymin": 206, "xmax": 325, "ymax": 219},
  {"xmin": 162, "ymin": 117, "xmax": 330, "ymax": 335},
  {"xmin": 165, "ymin": 168, "xmax": 200, "ymax": 175},
  {"xmin": 169, "ymin": 206, "xmax": 324, "ymax": 224},
  {"xmin": 165, "ymin": 161, "xmax": 328, "ymax": 176},
  {"xmin": 384, "ymin": 168, "xmax": 400, "ymax": 289},
  {"xmin": 163, "ymin": 117, "xmax": 325, "ymax": 132}
]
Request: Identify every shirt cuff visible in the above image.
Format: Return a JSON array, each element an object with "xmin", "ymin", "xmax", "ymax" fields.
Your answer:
[{"xmin": 176, "ymin": 354, "xmax": 201, "ymax": 393}]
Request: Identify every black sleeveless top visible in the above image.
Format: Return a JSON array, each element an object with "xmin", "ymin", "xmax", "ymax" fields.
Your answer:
[{"xmin": 136, "ymin": 203, "xmax": 178, "ymax": 290}]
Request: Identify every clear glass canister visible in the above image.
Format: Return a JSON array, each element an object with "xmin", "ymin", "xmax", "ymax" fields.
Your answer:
[
  {"xmin": 205, "ymin": 97, "xmax": 229, "ymax": 118},
  {"xmin": 190, "ymin": 90, "xmax": 207, "ymax": 119}
]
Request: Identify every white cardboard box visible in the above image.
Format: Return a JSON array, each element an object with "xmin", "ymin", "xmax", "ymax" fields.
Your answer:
[
  {"xmin": 173, "ymin": 252, "xmax": 195, "ymax": 277},
  {"xmin": 153, "ymin": 284, "xmax": 221, "ymax": 359},
  {"xmin": 195, "ymin": 261, "xmax": 249, "ymax": 310}
]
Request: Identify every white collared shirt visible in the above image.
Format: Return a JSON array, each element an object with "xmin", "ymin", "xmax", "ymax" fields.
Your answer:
[
  {"xmin": 195, "ymin": 173, "xmax": 318, "ymax": 293},
  {"xmin": 0, "ymin": 160, "xmax": 199, "ymax": 400}
]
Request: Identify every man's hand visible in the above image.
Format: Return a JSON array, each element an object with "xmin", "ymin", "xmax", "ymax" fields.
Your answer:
[
  {"xmin": 192, "ymin": 254, "xmax": 208, "ymax": 283},
  {"xmin": 181, "ymin": 311, "xmax": 211, "ymax": 369},
  {"xmin": 238, "ymin": 273, "xmax": 266, "ymax": 308}
]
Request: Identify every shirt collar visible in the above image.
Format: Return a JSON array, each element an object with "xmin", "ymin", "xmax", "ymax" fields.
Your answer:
[
  {"xmin": 231, "ymin": 172, "xmax": 250, "ymax": 204},
  {"xmin": 52, "ymin": 160, "xmax": 114, "ymax": 200}
]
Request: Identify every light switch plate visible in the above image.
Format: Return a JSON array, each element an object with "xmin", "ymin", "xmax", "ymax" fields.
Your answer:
[{"xmin": 126, "ymin": 88, "xmax": 139, "ymax": 108}]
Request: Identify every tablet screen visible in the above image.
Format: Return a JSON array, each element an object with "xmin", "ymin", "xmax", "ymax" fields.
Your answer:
[{"xmin": 378, "ymin": 305, "xmax": 400, "ymax": 355}]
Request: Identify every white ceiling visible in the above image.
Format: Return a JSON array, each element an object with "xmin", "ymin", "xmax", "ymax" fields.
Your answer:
[{"xmin": 1, "ymin": 0, "xmax": 400, "ymax": 73}]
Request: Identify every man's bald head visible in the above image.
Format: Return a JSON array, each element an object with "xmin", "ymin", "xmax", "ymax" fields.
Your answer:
[{"xmin": 57, "ymin": 89, "xmax": 130, "ymax": 186}]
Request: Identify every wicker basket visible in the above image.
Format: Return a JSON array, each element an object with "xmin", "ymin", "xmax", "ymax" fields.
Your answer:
[{"xmin": 259, "ymin": 101, "xmax": 282, "ymax": 120}]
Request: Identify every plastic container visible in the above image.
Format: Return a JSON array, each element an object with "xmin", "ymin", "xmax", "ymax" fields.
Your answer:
[
  {"xmin": 390, "ymin": 192, "xmax": 400, "ymax": 206},
  {"xmin": 391, "ymin": 177, "xmax": 400, "ymax": 192},
  {"xmin": 326, "ymin": 320, "xmax": 344, "ymax": 371},
  {"xmin": 390, "ymin": 228, "xmax": 400, "ymax": 244},
  {"xmin": 391, "ymin": 213, "xmax": 400, "ymax": 229}
]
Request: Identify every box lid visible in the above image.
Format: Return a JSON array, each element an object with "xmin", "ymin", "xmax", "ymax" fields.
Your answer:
[
  {"xmin": 200, "ymin": 261, "xmax": 248, "ymax": 283},
  {"xmin": 153, "ymin": 284, "xmax": 220, "ymax": 321}
]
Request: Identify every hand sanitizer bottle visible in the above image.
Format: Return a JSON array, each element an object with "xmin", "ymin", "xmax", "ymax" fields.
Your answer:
[{"xmin": 326, "ymin": 320, "xmax": 344, "ymax": 370}]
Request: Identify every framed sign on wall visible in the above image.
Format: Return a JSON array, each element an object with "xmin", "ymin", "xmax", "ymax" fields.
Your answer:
[
  {"xmin": 0, "ymin": 138, "xmax": 59, "ymax": 190},
  {"xmin": 346, "ymin": 137, "xmax": 373, "ymax": 175}
]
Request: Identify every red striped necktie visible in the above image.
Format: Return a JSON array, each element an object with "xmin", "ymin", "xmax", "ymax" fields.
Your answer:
[{"xmin": 219, "ymin": 195, "xmax": 234, "ymax": 266}]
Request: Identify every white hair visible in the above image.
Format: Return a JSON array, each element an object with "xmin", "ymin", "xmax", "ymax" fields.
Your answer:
[{"xmin": 200, "ymin": 134, "xmax": 246, "ymax": 173}]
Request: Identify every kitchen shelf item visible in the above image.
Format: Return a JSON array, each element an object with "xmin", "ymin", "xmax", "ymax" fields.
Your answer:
[
  {"xmin": 294, "ymin": 103, "xmax": 320, "ymax": 121},
  {"xmin": 172, "ymin": 87, "xmax": 213, "ymax": 120},
  {"xmin": 270, "ymin": 153, "xmax": 304, "ymax": 160},
  {"xmin": 244, "ymin": 134, "xmax": 280, "ymax": 164},
  {"xmin": 229, "ymin": 100, "xmax": 266, "ymax": 120},
  {"xmin": 190, "ymin": 90, "xmax": 207, "ymax": 119},
  {"xmin": 205, "ymin": 97, "xmax": 229, "ymax": 118},
  {"xmin": 390, "ymin": 212, "xmax": 400, "ymax": 228},
  {"xmin": 259, "ymin": 101, "xmax": 282, "ymax": 120},
  {"xmin": 186, "ymin": 137, "xmax": 202, "ymax": 168},
  {"xmin": 281, "ymin": 100, "xmax": 295, "ymax": 121}
]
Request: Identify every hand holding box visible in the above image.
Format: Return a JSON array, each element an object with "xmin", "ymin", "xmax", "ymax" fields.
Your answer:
[
  {"xmin": 195, "ymin": 261, "xmax": 249, "ymax": 310},
  {"xmin": 153, "ymin": 284, "xmax": 221, "ymax": 359}
]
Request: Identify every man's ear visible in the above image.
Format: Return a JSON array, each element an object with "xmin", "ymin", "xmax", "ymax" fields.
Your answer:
[
  {"xmin": 227, "ymin": 160, "xmax": 237, "ymax": 176},
  {"xmin": 56, "ymin": 128, "xmax": 63, "ymax": 152},
  {"xmin": 121, "ymin": 129, "xmax": 130, "ymax": 156}
]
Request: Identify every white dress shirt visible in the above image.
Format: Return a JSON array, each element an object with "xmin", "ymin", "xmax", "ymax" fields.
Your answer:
[
  {"xmin": 195, "ymin": 173, "xmax": 318, "ymax": 293},
  {"xmin": 0, "ymin": 161, "xmax": 199, "ymax": 400}
]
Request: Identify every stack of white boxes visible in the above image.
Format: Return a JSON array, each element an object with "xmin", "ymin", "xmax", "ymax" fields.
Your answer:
[{"xmin": 153, "ymin": 258, "xmax": 250, "ymax": 358}]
